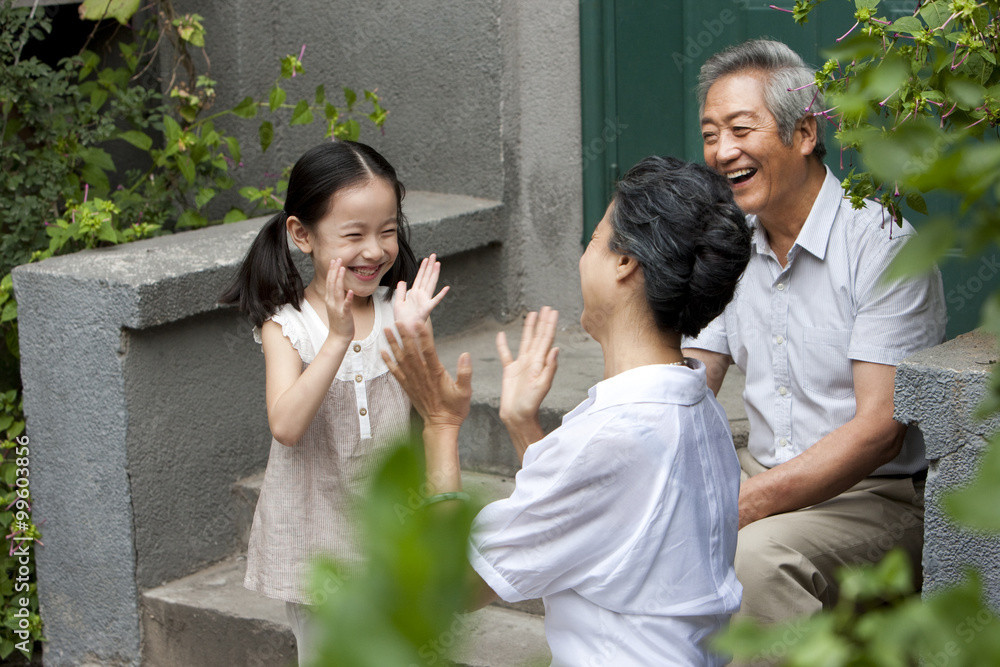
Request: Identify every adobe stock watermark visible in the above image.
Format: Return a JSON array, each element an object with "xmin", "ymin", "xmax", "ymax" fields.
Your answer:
[
  {"xmin": 671, "ymin": 1, "xmax": 751, "ymax": 73},
  {"xmin": 582, "ymin": 117, "xmax": 629, "ymax": 172},
  {"xmin": 946, "ymin": 254, "xmax": 1000, "ymax": 312}
]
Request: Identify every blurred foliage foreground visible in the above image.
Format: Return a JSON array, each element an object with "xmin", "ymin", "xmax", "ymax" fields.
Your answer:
[{"xmin": 306, "ymin": 440, "xmax": 483, "ymax": 667}]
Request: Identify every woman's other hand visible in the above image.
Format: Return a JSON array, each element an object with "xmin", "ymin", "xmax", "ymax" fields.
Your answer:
[{"xmin": 496, "ymin": 308, "xmax": 559, "ymax": 461}]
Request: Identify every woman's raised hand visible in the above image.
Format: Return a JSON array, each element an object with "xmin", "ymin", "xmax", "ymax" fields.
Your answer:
[
  {"xmin": 394, "ymin": 254, "xmax": 449, "ymax": 333},
  {"xmin": 325, "ymin": 258, "xmax": 355, "ymax": 342},
  {"xmin": 496, "ymin": 307, "xmax": 559, "ymax": 430},
  {"xmin": 382, "ymin": 322, "xmax": 472, "ymax": 429}
]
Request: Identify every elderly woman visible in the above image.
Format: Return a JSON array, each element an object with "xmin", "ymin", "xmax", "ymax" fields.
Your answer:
[{"xmin": 384, "ymin": 156, "xmax": 752, "ymax": 666}]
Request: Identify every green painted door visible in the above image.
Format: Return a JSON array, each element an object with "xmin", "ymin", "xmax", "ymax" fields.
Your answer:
[{"xmin": 580, "ymin": 0, "xmax": 980, "ymax": 337}]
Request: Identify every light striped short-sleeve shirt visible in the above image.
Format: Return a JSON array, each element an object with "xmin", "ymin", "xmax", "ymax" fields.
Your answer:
[{"xmin": 684, "ymin": 167, "xmax": 947, "ymax": 475}]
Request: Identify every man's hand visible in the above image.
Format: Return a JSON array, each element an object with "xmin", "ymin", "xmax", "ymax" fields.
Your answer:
[{"xmin": 737, "ymin": 360, "xmax": 906, "ymax": 528}]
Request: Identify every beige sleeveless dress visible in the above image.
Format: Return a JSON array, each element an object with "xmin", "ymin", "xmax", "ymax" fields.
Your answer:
[{"xmin": 245, "ymin": 287, "xmax": 410, "ymax": 603}]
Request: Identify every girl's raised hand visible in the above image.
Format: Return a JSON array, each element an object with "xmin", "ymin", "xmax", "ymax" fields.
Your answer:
[
  {"xmin": 393, "ymin": 254, "xmax": 449, "ymax": 333},
  {"xmin": 496, "ymin": 307, "xmax": 559, "ymax": 427},
  {"xmin": 325, "ymin": 258, "xmax": 355, "ymax": 342}
]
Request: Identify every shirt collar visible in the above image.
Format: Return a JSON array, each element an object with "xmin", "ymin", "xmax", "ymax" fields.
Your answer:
[
  {"xmin": 586, "ymin": 360, "xmax": 709, "ymax": 413},
  {"xmin": 746, "ymin": 166, "xmax": 843, "ymax": 261}
]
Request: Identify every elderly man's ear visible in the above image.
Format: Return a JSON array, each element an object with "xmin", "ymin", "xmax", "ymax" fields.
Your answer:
[{"xmin": 796, "ymin": 114, "xmax": 819, "ymax": 158}]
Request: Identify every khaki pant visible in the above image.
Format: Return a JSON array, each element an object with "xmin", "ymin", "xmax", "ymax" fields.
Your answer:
[{"xmin": 734, "ymin": 445, "xmax": 924, "ymax": 625}]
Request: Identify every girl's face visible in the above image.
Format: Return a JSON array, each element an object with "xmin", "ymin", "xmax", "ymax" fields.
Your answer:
[{"xmin": 291, "ymin": 178, "xmax": 400, "ymax": 299}]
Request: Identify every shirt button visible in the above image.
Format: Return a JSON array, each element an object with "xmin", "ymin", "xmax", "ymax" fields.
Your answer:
[
  {"xmin": 779, "ymin": 438, "xmax": 789, "ymax": 448},
  {"xmin": 775, "ymin": 335, "xmax": 785, "ymax": 345},
  {"xmin": 776, "ymin": 283, "xmax": 785, "ymax": 291},
  {"xmin": 778, "ymin": 386, "xmax": 788, "ymax": 396},
  {"xmin": 353, "ymin": 344, "xmax": 361, "ymax": 353},
  {"xmin": 355, "ymin": 374, "xmax": 363, "ymax": 383},
  {"xmin": 359, "ymin": 408, "xmax": 367, "ymax": 417}
]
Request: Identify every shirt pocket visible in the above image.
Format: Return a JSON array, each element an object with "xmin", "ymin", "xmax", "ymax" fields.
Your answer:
[{"xmin": 801, "ymin": 327, "xmax": 854, "ymax": 399}]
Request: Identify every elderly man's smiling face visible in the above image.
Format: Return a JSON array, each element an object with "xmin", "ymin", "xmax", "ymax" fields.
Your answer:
[{"xmin": 701, "ymin": 71, "xmax": 816, "ymax": 227}]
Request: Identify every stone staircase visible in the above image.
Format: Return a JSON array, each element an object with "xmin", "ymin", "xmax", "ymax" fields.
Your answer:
[{"xmin": 139, "ymin": 317, "xmax": 747, "ymax": 666}]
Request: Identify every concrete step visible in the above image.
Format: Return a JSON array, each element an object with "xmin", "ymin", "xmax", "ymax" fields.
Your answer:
[
  {"xmin": 141, "ymin": 556, "xmax": 549, "ymax": 667},
  {"xmin": 434, "ymin": 319, "xmax": 748, "ymax": 477}
]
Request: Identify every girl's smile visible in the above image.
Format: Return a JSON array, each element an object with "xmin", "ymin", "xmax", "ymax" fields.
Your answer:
[{"xmin": 288, "ymin": 177, "xmax": 400, "ymax": 299}]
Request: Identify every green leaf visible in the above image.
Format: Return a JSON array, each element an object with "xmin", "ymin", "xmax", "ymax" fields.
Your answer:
[
  {"xmin": 79, "ymin": 163, "xmax": 111, "ymax": 195},
  {"xmin": 90, "ymin": 88, "xmax": 108, "ymax": 111},
  {"xmin": 225, "ymin": 137, "xmax": 241, "ymax": 164},
  {"xmin": 946, "ymin": 78, "xmax": 986, "ymax": 108},
  {"xmin": 162, "ymin": 115, "xmax": 182, "ymax": 144},
  {"xmin": 944, "ymin": 434, "xmax": 1000, "ymax": 532},
  {"xmin": 325, "ymin": 102, "xmax": 339, "ymax": 121},
  {"xmin": 232, "ymin": 96, "xmax": 257, "ymax": 119},
  {"xmin": 259, "ymin": 121, "xmax": 274, "ymax": 153},
  {"xmin": 889, "ymin": 16, "xmax": 924, "ymax": 36},
  {"xmin": 118, "ymin": 130, "xmax": 153, "ymax": 151},
  {"xmin": 268, "ymin": 86, "xmax": 286, "ymax": 113},
  {"xmin": 177, "ymin": 155, "xmax": 196, "ymax": 185},
  {"xmin": 885, "ymin": 218, "xmax": 955, "ymax": 281},
  {"xmin": 176, "ymin": 210, "xmax": 208, "ymax": 229},
  {"xmin": 905, "ymin": 193, "xmax": 928, "ymax": 216},
  {"xmin": 0, "ymin": 301, "xmax": 15, "ymax": 324},
  {"xmin": 223, "ymin": 208, "xmax": 248, "ymax": 223},
  {"xmin": 195, "ymin": 188, "xmax": 216, "ymax": 208},
  {"xmin": 344, "ymin": 87, "xmax": 357, "ymax": 109},
  {"xmin": 97, "ymin": 219, "xmax": 119, "ymax": 244},
  {"xmin": 290, "ymin": 100, "xmax": 314, "ymax": 126},
  {"xmin": 919, "ymin": 1, "xmax": 950, "ymax": 30},
  {"xmin": 79, "ymin": 0, "xmax": 141, "ymax": 25},
  {"xmin": 78, "ymin": 147, "xmax": 115, "ymax": 172},
  {"xmin": 315, "ymin": 85, "xmax": 326, "ymax": 105},
  {"xmin": 855, "ymin": 0, "xmax": 879, "ymax": 10}
]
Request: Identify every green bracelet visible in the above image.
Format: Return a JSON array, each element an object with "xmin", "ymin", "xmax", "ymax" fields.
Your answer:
[{"xmin": 424, "ymin": 491, "xmax": 470, "ymax": 506}]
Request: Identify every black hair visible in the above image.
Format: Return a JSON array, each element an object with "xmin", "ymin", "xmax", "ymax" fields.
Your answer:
[
  {"xmin": 220, "ymin": 141, "xmax": 418, "ymax": 327},
  {"xmin": 608, "ymin": 155, "xmax": 752, "ymax": 338}
]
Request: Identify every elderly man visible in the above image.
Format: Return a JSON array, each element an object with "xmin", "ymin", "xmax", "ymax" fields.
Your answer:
[{"xmin": 683, "ymin": 39, "xmax": 948, "ymax": 624}]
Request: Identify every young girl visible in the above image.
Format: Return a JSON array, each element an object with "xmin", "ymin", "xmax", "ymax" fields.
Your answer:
[{"xmin": 220, "ymin": 140, "xmax": 447, "ymax": 662}]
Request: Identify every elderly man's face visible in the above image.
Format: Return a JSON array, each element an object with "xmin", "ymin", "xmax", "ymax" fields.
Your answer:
[{"xmin": 701, "ymin": 72, "xmax": 813, "ymax": 226}]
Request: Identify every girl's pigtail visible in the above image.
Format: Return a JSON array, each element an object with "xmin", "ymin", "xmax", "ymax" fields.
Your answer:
[{"xmin": 219, "ymin": 211, "xmax": 304, "ymax": 327}]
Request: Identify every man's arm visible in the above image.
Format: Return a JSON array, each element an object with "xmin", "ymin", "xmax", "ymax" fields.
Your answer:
[
  {"xmin": 737, "ymin": 359, "xmax": 906, "ymax": 528},
  {"xmin": 682, "ymin": 348, "xmax": 731, "ymax": 396}
]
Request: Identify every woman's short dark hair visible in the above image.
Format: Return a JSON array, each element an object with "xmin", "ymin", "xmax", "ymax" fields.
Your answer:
[
  {"xmin": 220, "ymin": 141, "xmax": 418, "ymax": 327},
  {"xmin": 609, "ymin": 156, "xmax": 751, "ymax": 337}
]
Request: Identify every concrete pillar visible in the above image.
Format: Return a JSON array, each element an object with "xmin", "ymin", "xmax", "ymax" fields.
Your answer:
[
  {"xmin": 13, "ymin": 219, "xmax": 273, "ymax": 666},
  {"xmin": 895, "ymin": 330, "xmax": 1000, "ymax": 605}
]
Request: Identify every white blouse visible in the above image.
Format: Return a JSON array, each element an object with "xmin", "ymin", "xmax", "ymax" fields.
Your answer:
[{"xmin": 469, "ymin": 361, "xmax": 742, "ymax": 666}]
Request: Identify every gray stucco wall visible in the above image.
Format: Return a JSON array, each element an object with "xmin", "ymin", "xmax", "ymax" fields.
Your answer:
[
  {"xmin": 169, "ymin": 0, "xmax": 584, "ymax": 324},
  {"xmin": 895, "ymin": 330, "xmax": 1000, "ymax": 606},
  {"xmin": 13, "ymin": 219, "xmax": 274, "ymax": 667}
]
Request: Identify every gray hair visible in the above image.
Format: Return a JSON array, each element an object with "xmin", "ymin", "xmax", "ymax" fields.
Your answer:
[
  {"xmin": 609, "ymin": 156, "xmax": 751, "ymax": 338},
  {"xmin": 697, "ymin": 39, "xmax": 826, "ymax": 159}
]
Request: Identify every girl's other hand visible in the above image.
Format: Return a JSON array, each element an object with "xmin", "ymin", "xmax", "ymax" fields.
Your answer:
[
  {"xmin": 325, "ymin": 258, "xmax": 355, "ymax": 342},
  {"xmin": 382, "ymin": 322, "xmax": 472, "ymax": 429},
  {"xmin": 393, "ymin": 254, "xmax": 449, "ymax": 333},
  {"xmin": 496, "ymin": 308, "xmax": 559, "ymax": 427}
]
